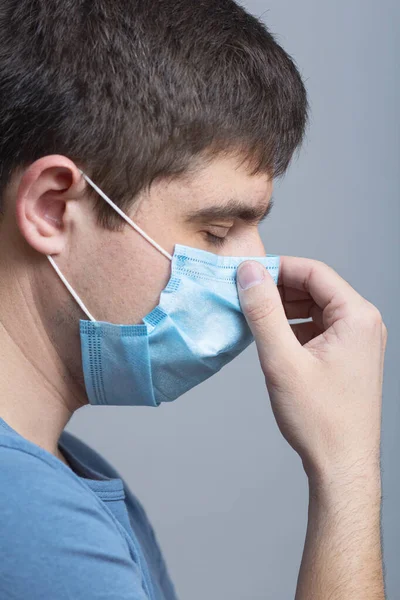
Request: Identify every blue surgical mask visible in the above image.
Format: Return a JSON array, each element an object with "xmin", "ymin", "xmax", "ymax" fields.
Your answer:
[{"xmin": 47, "ymin": 171, "xmax": 280, "ymax": 407}]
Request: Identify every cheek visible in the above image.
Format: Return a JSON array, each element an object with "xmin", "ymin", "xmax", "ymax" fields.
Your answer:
[
  {"xmin": 79, "ymin": 234, "xmax": 172, "ymax": 325},
  {"xmin": 127, "ymin": 255, "xmax": 172, "ymax": 323}
]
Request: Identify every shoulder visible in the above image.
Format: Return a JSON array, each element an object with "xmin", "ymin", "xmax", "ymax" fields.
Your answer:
[
  {"xmin": 0, "ymin": 433, "xmax": 149, "ymax": 600},
  {"xmin": 60, "ymin": 431, "xmax": 178, "ymax": 598},
  {"xmin": 60, "ymin": 428, "xmax": 123, "ymax": 479},
  {"xmin": 0, "ymin": 430, "xmax": 95, "ymax": 504},
  {"xmin": 0, "ymin": 430, "xmax": 70, "ymax": 489},
  {"xmin": 60, "ymin": 430, "xmax": 154, "ymax": 534},
  {"xmin": 0, "ymin": 431, "xmax": 126, "ymax": 557}
]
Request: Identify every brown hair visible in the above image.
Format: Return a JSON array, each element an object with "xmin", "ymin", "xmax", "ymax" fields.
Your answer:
[{"xmin": 0, "ymin": 0, "xmax": 309, "ymax": 228}]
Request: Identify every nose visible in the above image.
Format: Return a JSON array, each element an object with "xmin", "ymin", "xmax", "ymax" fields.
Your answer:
[
  {"xmin": 237, "ymin": 228, "xmax": 267, "ymax": 257},
  {"xmin": 221, "ymin": 227, "xmax": 268, "ymax": 257}
]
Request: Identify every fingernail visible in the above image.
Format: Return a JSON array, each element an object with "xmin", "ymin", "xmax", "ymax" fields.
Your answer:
[{"xmin": 237, "ymin": 262, "xmax": 265, "ymax": 290}]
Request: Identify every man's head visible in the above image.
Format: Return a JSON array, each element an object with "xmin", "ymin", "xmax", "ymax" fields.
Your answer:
[{"xmin": 0, "ymin": 0, "xmax": 308, "ymax": 406}]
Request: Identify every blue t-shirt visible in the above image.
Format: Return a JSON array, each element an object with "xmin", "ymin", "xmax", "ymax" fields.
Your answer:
[{"xmin": 0, "ymin": 417, "xmax": 178, "ymax": 600}]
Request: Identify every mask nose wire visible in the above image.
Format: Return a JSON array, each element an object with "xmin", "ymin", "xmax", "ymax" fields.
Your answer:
[{"xmin": 46, "ymin": 170, "xmax": 173, "ymax": 323}]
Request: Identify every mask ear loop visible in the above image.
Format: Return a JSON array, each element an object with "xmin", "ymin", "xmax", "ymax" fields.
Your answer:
[
  {"xmin": 79, "ymin": 170, "xmax": 173, "ymax": 261},
  {"xmin": 47, "ymin": 255, "xmax": 96, "ymax": 322},
  {"xmin": 46, "ymin": 169, "xmax": 172, "ymax": 322}
]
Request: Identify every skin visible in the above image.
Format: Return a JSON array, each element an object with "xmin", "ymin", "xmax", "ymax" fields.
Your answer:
[
  {"xmin": 0, "ymin": 153, "xmax": 386, "ymax": 597},
  {"xmin": 0, "ymin": 154, "xmax": 270, "ymax": 462},
  {"xmin": 237, "ymin": 259, "xmax": 386, "ymax": 599}
]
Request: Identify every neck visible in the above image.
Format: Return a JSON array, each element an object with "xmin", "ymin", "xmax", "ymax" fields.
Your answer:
[{"xmin": 0, "ymin": 241, "xmax": 85, "ymax": 464}]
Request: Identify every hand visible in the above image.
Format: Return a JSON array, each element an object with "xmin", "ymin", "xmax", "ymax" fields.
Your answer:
[{"xmin": 236, "ymin": 257, "xmax": 387, "ymax": 481}]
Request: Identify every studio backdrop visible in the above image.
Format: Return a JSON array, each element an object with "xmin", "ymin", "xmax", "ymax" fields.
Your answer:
[{"xmin": 68, "ymin": 1, "xmax": 400, "ymax": 598}]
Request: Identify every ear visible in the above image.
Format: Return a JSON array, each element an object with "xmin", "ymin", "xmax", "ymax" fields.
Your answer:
[{"xmin": 15, "ymin": 155, "xmax": 87, "ymax": 256}]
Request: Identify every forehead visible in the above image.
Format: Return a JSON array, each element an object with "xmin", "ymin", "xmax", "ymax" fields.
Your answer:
[
  {"xmin": 183, "ymin": 153, "xmax": 273, "ymax": 209},
  {"xmin": 135, "ymin": 153, "xmax": 273, "ymax": 223}
]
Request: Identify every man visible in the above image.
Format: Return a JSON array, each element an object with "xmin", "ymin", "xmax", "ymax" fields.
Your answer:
[{"xmin": 0, "ymin": 1, "xmax": 387, "ymax": 599}]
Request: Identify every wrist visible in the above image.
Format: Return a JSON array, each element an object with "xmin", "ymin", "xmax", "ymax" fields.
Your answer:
[
  {"xmin": 303, "ymin": 447, "xmax": 381, "ymax": 486},
  {"xmin": 307, "ymin": 461, "xmax": 382, "ymax": 507}
]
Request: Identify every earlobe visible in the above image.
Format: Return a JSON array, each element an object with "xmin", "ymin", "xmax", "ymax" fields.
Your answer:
[{"xmin": 15, "ymin": 155, "xmax": 84, "ymax": 257}]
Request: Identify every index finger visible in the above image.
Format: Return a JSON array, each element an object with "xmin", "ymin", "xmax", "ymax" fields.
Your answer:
[{"xmin": 277, "ymin": 256, "xmax": 364, "ymax": 318}]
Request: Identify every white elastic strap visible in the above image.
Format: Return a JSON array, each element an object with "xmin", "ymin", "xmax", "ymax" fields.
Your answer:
[
  {"xmin": 79, "ymin": 170, "xmax": 173, "ymax": 261},
  {"xmin": 47, "ymin": 255, "xmax": 96, "ymax": 322}
]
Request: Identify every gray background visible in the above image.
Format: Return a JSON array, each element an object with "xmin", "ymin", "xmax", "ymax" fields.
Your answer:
[{"xmin": 67, "ymin": 1, "xmax": 400, "ymax": 598}]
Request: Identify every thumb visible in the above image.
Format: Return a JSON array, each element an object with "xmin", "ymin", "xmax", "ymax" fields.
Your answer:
[{"xmin": 237, "ymin": 261, "xmax": 303, "ymax": 379}]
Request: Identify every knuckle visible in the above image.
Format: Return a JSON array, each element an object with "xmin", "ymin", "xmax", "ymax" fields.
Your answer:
[
  {"xmin": 347, "ymin": 302, "xmax": 383, "ymax": 332},
  {"xmin": 366, "ymin": 305, "xmax": 383, "ymax": 325},
  {"xmin": 357, "ymin": 304, "xmax": 384, "ymax": 330},
  {"xmin": 313, "ymin": 259, "xmax": 336, "ymax": 274},
  {"xmin": 304, "ymin": 259, "xmax": 336, "ymax": 293},
  {"xmin": 311, "ymin": 258, "xmax": 327, "ymax": 268},
  {"xmin": 245, "ymin": 299, "xmax": 276, "ymax": 324}
]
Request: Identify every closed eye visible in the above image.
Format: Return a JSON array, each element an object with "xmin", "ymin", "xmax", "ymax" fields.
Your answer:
[{"xmin": 204, "ymin": 232, "xmax": 228, "ymax": 247}]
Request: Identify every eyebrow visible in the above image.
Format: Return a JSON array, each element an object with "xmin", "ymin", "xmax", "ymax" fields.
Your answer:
[{"xmin": 185, "ymin": 196, "xmax": 275, "ymax": 225}]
